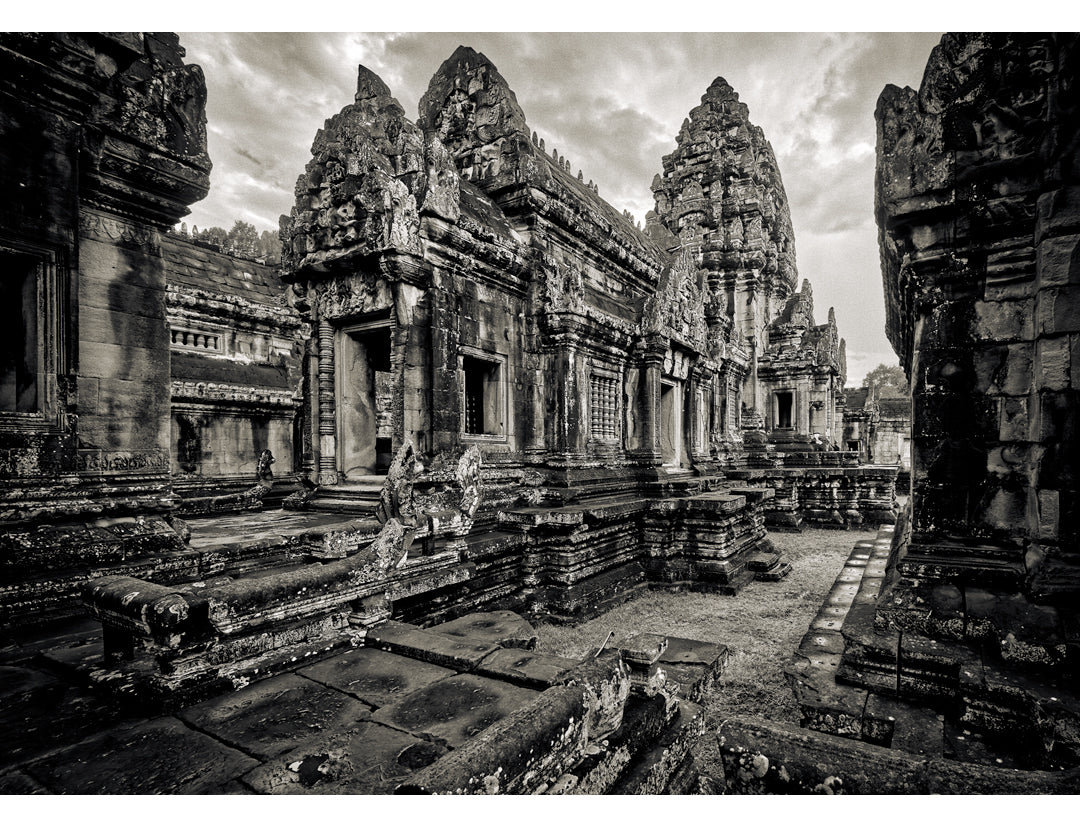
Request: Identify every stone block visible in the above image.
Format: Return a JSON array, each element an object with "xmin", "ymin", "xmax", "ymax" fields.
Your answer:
[
  {"xmin": 1038, "ymin": 489, "xmax": 1060, "ymax": 540},
  {"xmin": 298, "ymin": 644, "xmax": 456, "ymax": 708},
  {"xmin": 396, "ymin": 684, "xmax": 588, "ymax": 795},
  {"xmin": 973, "ymin": 299, "xmax": 1034, "ymax": 342},
  {"xmin": 177, "ymin": 673, "xmax": 373, "ymax": 760},
  {"xmin": 25, "ymin": 716, "xmax": 258, "ymax": 794},
  {"xmin": 1036, "ymin": 185, "xmax": 1080, "ymax": 243},
  {"xmin": 371, "ymin": 673, "xmax": 539, "ymax": 748},
  {"xmin": 428, "ymin": 609, "xmax": 537, "ymax": 649},
  {"xmin": 1039, "ymin": 284, "xmax": 1080, "ymax": 336},
  {"xmin": 1037, "ymin": 336, "xmax": 1071, "ymax": 390},
  {"xmin": 1036, "ymin": 233, "xmax": 1080, "ymax": 288},
  {"xmin": 243, "ymin": 720, "xmax": 448, "ymax": 794},
  {"xmin": 475, "ymin": 648, "xmax": 580, "ymax": 689}
]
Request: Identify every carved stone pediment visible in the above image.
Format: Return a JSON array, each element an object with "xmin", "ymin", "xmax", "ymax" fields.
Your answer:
[{"xmin": 644, "ymin": 248, "xmax": 708, "ymax": 352}]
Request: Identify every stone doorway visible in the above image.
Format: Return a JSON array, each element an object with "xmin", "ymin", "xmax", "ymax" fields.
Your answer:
[
  {"xmin": 659, "ymin": 380, "xmax": 683, "ymax": 467},
  {"xmin": 775, "ymin": 390, "xmax": 794, "ymax": 430},
  {"xmin": 336, "ymin": 321, "xmax": 393, "ymax": 478}
]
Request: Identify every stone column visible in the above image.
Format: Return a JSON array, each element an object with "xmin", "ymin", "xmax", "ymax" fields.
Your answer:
[
  {"xmin": 639, "ymin": 340, "xmax": 665, "ymax": 463},
  {"xmin": 317, "ymin": 319, "xmax": 339, "ymax": 486}
]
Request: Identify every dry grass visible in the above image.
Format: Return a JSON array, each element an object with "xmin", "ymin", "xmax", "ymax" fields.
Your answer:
[{"xmin": 535, "ymin": 527, "xmax": 870, "ymax": 727}]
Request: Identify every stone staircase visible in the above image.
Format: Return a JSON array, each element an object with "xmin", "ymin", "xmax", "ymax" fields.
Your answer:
[
  {"xmin": 787, "ymin": 523, "xmax": 1080, "ymax": 771},
  {"xmin": 291, "ymin": 477, "xmax": 386, "ymax": 516}
]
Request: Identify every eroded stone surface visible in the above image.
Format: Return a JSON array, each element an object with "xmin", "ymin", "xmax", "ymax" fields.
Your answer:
[
  {"xmin": 297, "ymin": 645, "xmax": 456, "ymax": 708},
  {"xmin": 429, "ymin": 609, "xmax": 538, "ymax": 649},
  {"xmin": 25, "ymin": 717, "xmax": 258, "ymax": 794},
  {"xmin": 371, "ymin": 672, "xmax": 539, "ymax": 748},
  {"xmin": 242, "ymin": 721, "xmax": 448, "ymax": 795},
  {"xmin": 177, "ymin": 672, "xmax": 373, "ymax": 760},
  {"xmin": 475, "ymin": 648, "xmax": 580, "ymax": 689}
]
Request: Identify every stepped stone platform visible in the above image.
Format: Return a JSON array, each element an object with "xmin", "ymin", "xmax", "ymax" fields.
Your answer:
[
  {"xmin": 786, "ymin": 525, "xmax": 1080, "ymax": 776},
  {"xmin": 0, "ymin": 610, "xmax": 725, "ymax": 795}
]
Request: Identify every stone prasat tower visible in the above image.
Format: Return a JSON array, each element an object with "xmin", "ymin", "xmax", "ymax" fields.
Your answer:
[
  {"xmin": 279, "ymin": 46, "xmax": 859, "ymax": 512},
  {"xmin": 650, "ymin": 77, "xmax": 846, "ymax": 455}
]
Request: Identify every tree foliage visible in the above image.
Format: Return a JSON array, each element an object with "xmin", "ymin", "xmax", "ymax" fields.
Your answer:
[
  {"xmin": 863, "ymin": 363, "xmax": 908, "ymax": 395},
  {"xmin": 171, "ymin": 220, "xmax": 281, "ymax": 264}
]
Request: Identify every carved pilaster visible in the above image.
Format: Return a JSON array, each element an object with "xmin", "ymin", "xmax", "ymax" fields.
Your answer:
[{"xmin": 317, "ymin": 319, "xmax": 338, "ymax": 485}]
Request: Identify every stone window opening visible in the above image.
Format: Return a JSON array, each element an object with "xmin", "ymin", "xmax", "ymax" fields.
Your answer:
[
  {"xmin": 0, "ymin": 249, "xmax": 40, "ymax": 413},
  {"xmin": 462, "ymin": 353, "xmax": 505, "ymax": 439},
  {"xmin": 589, "ymin": 373, "xmax": 619, "ymax": 440}
]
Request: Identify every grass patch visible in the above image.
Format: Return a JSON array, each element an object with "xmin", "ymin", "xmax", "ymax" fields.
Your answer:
[{"xmin": 533, "ymin": 527, "xmax": 873, "ymax": 778}]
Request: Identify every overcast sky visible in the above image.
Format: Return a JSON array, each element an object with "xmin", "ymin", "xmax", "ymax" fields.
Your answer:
[{"xmin": 177, "ymin": 32, "xmax": 945, "ymax": 386}]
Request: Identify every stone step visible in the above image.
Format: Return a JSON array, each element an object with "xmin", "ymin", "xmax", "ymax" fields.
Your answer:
[
  {"xmin": 753, "ymin": 561, "xmax": 792, "ymax": 582},
  {"xmin": 746, "ymin": 549, "xmax": 781, "ymax": 572},
  {"xmin": 303, "ymin": 496, "xmax": 380, "ymax": 515}
]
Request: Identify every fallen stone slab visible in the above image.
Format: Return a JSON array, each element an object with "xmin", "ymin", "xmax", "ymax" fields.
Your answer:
[
  {"xmin": 428, "ymin": 609, "xmax": 538, "ymax": 649},
  {"xmin": 297, "ymin": 645, "xmax": 456, "ymax": 708},
  {"xmin": 243, "ymin": 720, "xmax": 449, "ymax": 794},
  {"xmin": 475, "ymin": 648, "xmax": 580, "ymax": 689},
  {"xmin": 24, "ymin": 716, "xmax": 259, "ymax": 794},
  {"xmin": 177, "ymin": 672, "xmax": 374, "ymax": 760},
  {"xmin": 371, "ymin": 672, "xmax": 540, "ymax": 748},
  {"xmin": 364, "ymin": 619, "xmax": 500, "ymax": 670}
]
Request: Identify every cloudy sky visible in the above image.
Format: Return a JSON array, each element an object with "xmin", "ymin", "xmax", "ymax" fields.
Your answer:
[{"xmin": 177, "ymin": 32, "xmax": 945, "ymax": 386}]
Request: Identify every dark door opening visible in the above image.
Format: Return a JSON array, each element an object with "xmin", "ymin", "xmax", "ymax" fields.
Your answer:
[
  {"xmin": 776, "ymin": 391, "xmax": 793, "ymax": 430},
  {"xmin": 463, "ymin": 355, "xmax": 503, "ymax": 436},
  {"xmin": 338, "ymin": 323, "xmax": 392, "ymax": 477}
]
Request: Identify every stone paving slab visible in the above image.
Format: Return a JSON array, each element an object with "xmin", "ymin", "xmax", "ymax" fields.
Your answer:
[
  {"xmin": 297, "ymin": 645, "xmax": 456, "ymax": 708},
  {"xmin": 177, "ymin": 672, "xmax": 374, "ymax": 760},
  {"xmin": 866, "ymin": 693, "xmax": 945, "ymax": 756},
  {"xmin": 371, "ymin": 672, "xmax": 540, "ymax": 748},
  {"xmin": 184, "ymin": 509, "xmax": 367, "ymax": 550},
  {"xmin": 365, "ymin": 619, "xmax": 500, "ymax": 670},
  {"xmin": 475, "ymin": 647, "xmax": 579, "ymax": 688},
  {"xmin": 241, "ymin": 720, "xmax": 448, "ymax": 794},
  {"xmin": 0, "ymin": 664, "xmax": 136, "ymax": 772},
  {"xmin": 0, "ymin": 769, "xmax": 49, "ymax": 794},
  {"xmin": 657, "ymin": 637, "xmax": 727, "ymax": 666},
  {"xmin": 428, "ymin": 609, "xmax": 538, "ymax": 649},
  {"xmin": 24, "ymin": 716, "xmax": 260, "ymax": 794}
]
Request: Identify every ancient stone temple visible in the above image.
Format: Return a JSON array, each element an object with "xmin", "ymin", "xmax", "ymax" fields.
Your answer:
[
  {"xmin": 0, "ymin": 33, "xmax": 211, "ymax": 625},
  {"xmin": 783, "ymin": 32, "xmax": 1080, "ymax": 777},
  {"xmin": 0, "ymin": 33, "xmax": 918, "ymax": 795},
  {"xmin": 842, "ymin": 382, "xmax": 912, "ymax": 477}
]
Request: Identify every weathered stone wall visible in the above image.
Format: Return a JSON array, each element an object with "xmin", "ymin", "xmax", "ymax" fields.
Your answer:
[
  {"xmin": 0, "ymin": 33, "xmax": 211, "ymax": 624},
  {"xmin": 877, "ymin": 33, "xmax": 1080, "ymax": 666},
  {"xmin": 163, "ymin": 235, "xmax": 304, "ymax": 506}
]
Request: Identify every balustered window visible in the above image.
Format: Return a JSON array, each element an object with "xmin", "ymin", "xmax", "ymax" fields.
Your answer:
[
  {"xmin": 170, "ymin": 326, "xmax": 224, "ymax": 354},
  {"xmin": 461, "ymin": 352, "xmax": 506, "ymax": 439},
  {"xmin": 589, "ymin": 373, "xmax": 618, "ymax": 440}
]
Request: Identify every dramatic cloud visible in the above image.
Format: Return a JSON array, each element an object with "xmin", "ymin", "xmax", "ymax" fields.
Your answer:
[{"xmin": 178, "ymin": 32, "xmax": 942, "ymax": 382}]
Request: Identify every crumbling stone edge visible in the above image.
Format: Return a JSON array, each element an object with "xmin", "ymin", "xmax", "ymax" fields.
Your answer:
[{"xmin": 715, "ymin": 716, "xmax": 1080, "ymax": 794}]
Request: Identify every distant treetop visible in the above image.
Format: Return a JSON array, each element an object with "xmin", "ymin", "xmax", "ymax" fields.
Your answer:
[{"xmin": 171, "ymin": 220, "xmax": 281, "ymax": 264}]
